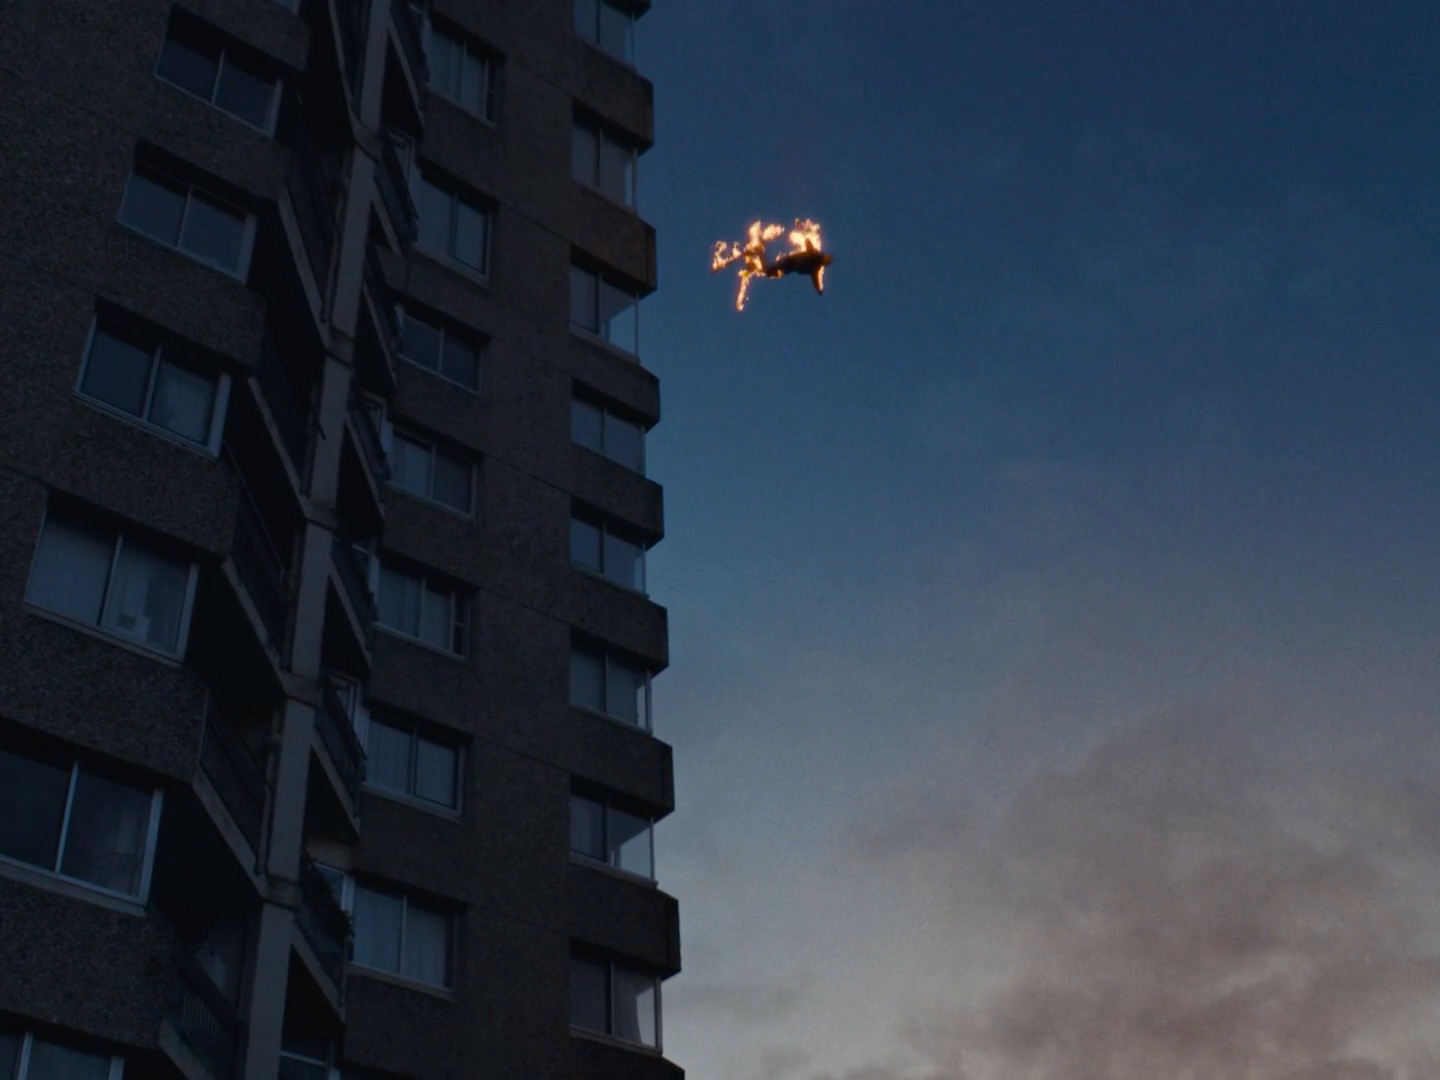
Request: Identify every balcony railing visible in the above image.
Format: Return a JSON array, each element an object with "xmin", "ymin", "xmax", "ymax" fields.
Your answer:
[
  {"xmin": 199, "ymin": 708, "xmax": 269, "ymax": 854},
  {"xmin": 331, "ymin": 537, "xmax": 377, "ymax": 651},
  {"xmin": 255, "ymin": 338, "xmax": 310, "ymax": 475},
  {"xmin": 316, "ymin": 673, "xmax": 367, "ymax": 807},
  {"xmin": 232, "ymin": 487, "xmax": 294, "ymax": 655},
  {"xmin": 375, "ymin": 136, "xmax": 418, "ymax": 246},
  {"xmin": 169, "ymin": 949, "xmax": 242, "ymax": 1080},
  {"xmin": 285, "ymin": 104, "xmax": 337, "ymax": 297},
  {"xmin": 348, "ymin": 391, "xmax": 390, "ymax": 485},
  {"xmin": 297, "ymin": 857, "xmax": 350, "ymax": 991},
  {"xmin": 391, "ymin": 0, "xmax": 428, "ymax": 90}
]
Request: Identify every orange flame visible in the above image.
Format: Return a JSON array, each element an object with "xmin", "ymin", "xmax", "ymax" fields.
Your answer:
[{"xmin": 712, "ymin": 218, "xmax": 827, "ymax": 311}]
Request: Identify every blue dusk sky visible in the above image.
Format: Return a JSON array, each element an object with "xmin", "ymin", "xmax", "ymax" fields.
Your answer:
[{"xmin": 633, "ymin": 3, "xmax": 1440, "ymax": 1077}]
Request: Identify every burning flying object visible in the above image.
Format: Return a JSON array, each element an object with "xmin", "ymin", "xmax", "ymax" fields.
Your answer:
[{"xmin": 711, "ymin": 219, "xmax": 832, "ymax": 311}]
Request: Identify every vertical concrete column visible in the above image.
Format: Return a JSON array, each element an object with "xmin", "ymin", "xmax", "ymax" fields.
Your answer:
[
  {"xmin": 330, "ymin": 152, "xmax": 379, "ymax": 339},
  {"xmin": 266, "ymin": 697, "xmax": 318, "ymax": 882},
  {"xmin": 241, "ymin": 899, "xmax": 297, "ymax": 1080},
  {"xmin": 288, "ymin": 521, "xmax": 339, "ymax": 682},
  {"xmin": 358, "ymin": 0, "xmax": 389, "ymax": 128}
]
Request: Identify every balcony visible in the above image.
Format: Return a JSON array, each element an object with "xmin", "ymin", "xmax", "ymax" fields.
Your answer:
[
  {"xmin": 255, "ymin": 338, "xmax": 311, "ymax": 479},
  {"xmin": 168, "ymin": 949, "xmax": 242, "ymax": 1080},
  {"xmin": 376, "ymin": 136, "xmax": 417, "ymax": 247},
  {"xmin": 391, "ymin": 0, "xmax": 427, "ymax": 90},
  {"xmin": 331, "ymin": 537, "xmax": 377, "ymax": 649},
  {"xmin": 297, "ymin": 857, "xmax": 350, "ymax": 992},
  {"xmin": 347, "ymin": 390, "xmax": 390, "ymax": 487},
  {"xmin": 231, "ymin": 486, "xmax": 295, "ymax": 657},
  {"xmin": 317, "ymin": 673, "xmax": 367, "ymax": 807},
  {"xmin": 199, "ymin": 707, "xmax": 269, "ymax": 856},
  {"xmin": 285, "ymin": 103, "xmax": 338, "ymax": 300}
]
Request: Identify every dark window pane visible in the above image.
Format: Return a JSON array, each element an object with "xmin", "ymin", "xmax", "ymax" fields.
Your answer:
[
  {"xmin": 0, "ymin": 1031, "xmax": 19, "ymax": 1080},
  {"xmin": 156, "ymin": 36, "xmax": 219, "ymax": 100},
  {"xmin": 606, "ymin": 413, "xmax": 644, "ymax": 473},
  {"xmin": 458, "ymin": 50, "xmax": 485, "ymax": 115},
  {"xmin": 606, "ymin": 658, "xmax": 645, "ymax": 726},
  {"xmin": 604, "ymin": 531, "xmax": 644, "ymax": 591},
  {"xmin": 569, "ymin": 265, "xmax": 597, "ymax": 332},
  {"xmin": 25, "ymin": 1041, "xmax": 112, "ymax": 1080},
  {"xmin": 598, "ymin": 280, "xmax": 637, "ymax": 353},
  {"xmin": 574, "ymin": 0, "xmax": 598, "ymax": 39},
  {"xmin": 378, "ymin": 566, "xmax": 421, "ymax": 636},
  {"xmin": 569, "ymin": 648, "xmax": 604, "ymax": 711},
  {"xmin": 420, "ymin": 583, "xmax": 452, "ymax": 650},
  {"xmin": 180, "ymin": 193, "xmax": 247, "ymax": 273},
  {"xmin": 390, "ymin": 434, "xmax": 431, "ymax": 498},
  {"xmin": 402, "ymin": 903, "xmax": 451, "ymax": 986},
  {"xmin": 415, "ymin": 177, "xmax": 451, "ymax": 256},
  {"xmin": 441, "ymin": 337, "xmax": 481, "ymax": 389},
  {"xmin": 214, "ymin": 58, "xmax": 275, "ymax": 129},
  {"xmin": 570, "ymin": 957, "xmax": 609, "ymax": 1032},
  {"xmin": 431, "ymin": 451, "xmax": 471, "ymax": 513},
  {"xmin": 400, "ymin": 310, "xmax": 443, "ymax": 372},
  {"xmin": 598, "ymin": 2, "xmax": 632, "ymax": 63},
  {"xmin": 81, "ymin": 326, "xmax": 154, "ymax": 417},
  {"xmin": 59, "ymin": 769, "xmax": 154, "ymax": 896},
  {"xmin": 454, "ymin": 200, "xmax": 487, "ymax": 272},
  {"xmin": 278, "ymin": 1057, "xmax": 326, "ymax": 1080},
  {"xmin": 149, "ymin": 359, "xmax": 215, "ymax": 444},
  {"xmin": 0, "ymin": 747, "xmax": 71, "ymax": 870},
  {"xmin": 27, "ymin": 515, "xmax": 114, "ymax": 627},
  {"xmin": 101, "ymin": 538, "xmax": 190, "ymax": 654},
  {"xmin": 428, "ymin": 31, "xmax": 461, "ymax": 100},
  {"xmin": 571, "ymin": 399, "xmax": 603, "ymax": 452},
  {"xmin": 570, "ymin": 518, "xmax": 601, "ymax": 570},
  {"xmin": 609, "ymin": 807, "xmax": 652, "ymax": 878},
  {"xmin": 353, "ymin": 885, "xmax": 403, "ymax": 973},
  {"xmin": 119, "ymin": 171, "xmax": 187, "ymax": 246},
  {"xmin": 367, "ymin": 718, "xmax": 413, "ymax": 793},
  {"xmin": 572, "ymin": 122, "xmax": 597, "ymax": 187},
  {"xmin": 415, "ymin": 739, "xmax": 458, "ymax": 807},
  {"xmin": 598, "ymin": 135, "xmax": 634, "ymax": 206},
  {"xmin": 569, "ymin": 795, "xmax": 605, "ymax": 860}
]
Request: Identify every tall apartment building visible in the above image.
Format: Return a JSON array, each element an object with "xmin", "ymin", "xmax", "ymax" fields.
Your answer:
[{"xmin": 0, "ymin": 1, "xmax": 678, "ymax": 1080}]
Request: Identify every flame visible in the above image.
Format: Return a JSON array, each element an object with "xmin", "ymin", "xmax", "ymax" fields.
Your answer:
[{"xmin": 712, "ymin": 218, "xmax": 827, "ymax": 311}]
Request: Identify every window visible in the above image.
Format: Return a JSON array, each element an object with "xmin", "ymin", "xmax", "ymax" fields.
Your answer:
[
  {"xmin": 377, "ymin": 562, "xmax": 469, "ymax": 656},
  {"xmin": 570, "ymin": 643, "xmax": 651, "ymax": 731},
  {"xmin": 571, "ymin": 396, "xmax": 645, "ymax": 474},
  {"xmin": 0, "ymin": 742, "xmax": 163, "ymax": 901},
  {"xmin": 389, "ymin": 429, "xmax": 474, "ymax": 515},
  {"xmin": 277, "ymin": 1039, "xmax": 330, "ymax": 1080},
  {"xmin": 155, "ymin": 12, "xmax": 282, "ymax": 133},
  {"xmin": 361, "ymin": 715, "xmax": 461, "ymax": 811},
  {"xmin": 571, "ymin": 512, "xmax": 646, "ymax": 593},
  {"xmin": 570, "ymin": 956, "xmax": 659, "ymax": 1049},
  {"xmin": 574, "ymin": 0, "xmax": 635, "ymax": 66},
  {"xmin": 415, "ymin": 174, "xmax": 489, "ymax": 275},
  {"xmin": 118, "ymin": 166, "xmax": 255, "ymax": 279},
  {"xmin": 572, "ymin": 117, "xmax": 637, "ymax": 208},
  {"xmin": 397, "ymin": 307, "xmax": 483, "ymax": 391},
  {"xmin": 425, "ymin": 22, "xmax": 498, "ymax": 123},
  {"xmin": 570, "ymin": 264, "xmax": 638, "ymax": 355},
  {"xmin": 77, "ymin": 317, "xmax": 229, "ymax": 451},
  {"xmin": 570, "ymin": 794, "xmax": 653, "ymax": 880},
  {"xmin": 340, "ymin": 878, "xmax": 454, "ymax": 989},
  {"xmin": 0, "ymin": 1031, "xmax": 125, "ymax": 1080},
  {"xmin": 26, "ymin": 508, "xmax": 199, "ymax": 658}
]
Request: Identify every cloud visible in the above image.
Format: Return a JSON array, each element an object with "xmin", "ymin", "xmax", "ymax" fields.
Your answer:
[
  {"xmin": 841, "ymin": 711, "xmax": 1440, "ymax": 1079},
  {"xmin": 668, "ymin": 973, "xmax": 815, "ymax": 1027}
]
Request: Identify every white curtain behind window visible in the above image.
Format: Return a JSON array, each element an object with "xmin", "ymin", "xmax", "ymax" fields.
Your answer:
[{"xmin": 612, "ymin": 967, "xmax": 657, "ymax": 1047}]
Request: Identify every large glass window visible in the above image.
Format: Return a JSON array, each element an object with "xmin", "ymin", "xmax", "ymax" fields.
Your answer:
[
  {"xmin": 415, "ymin": 175, "xmax": 490, "ymax": 275},
  {"xmin": 571, "ymin": 118, "xmax": 637, "ymax": 208},
  {"xmin": 390, "ymin": 430, "xmax": 474, "ymax": 515},
  {"xmin": 570, "ymin": 513, "xmax": 646, "ymax": 593},
  {"xmin": 569, "ymin": 956, "xmax": 660, "ymax": 1049},
  {"xmin": 574, "ymin": 0, "xmax": 635, "ymax": 66},
  {"xmin": 118, "ymin": 167, "xmax": 253, "ymax": 279},
  {"xmin": 26, "ymin": 510, "xmax": 197, "ymax": 658},
  {"xmin": 377, "ymin": 563, "xmax": 469, "ymax": 656},
  {"xmin": 156, "ymin": 12, "xmax": 281, "ymax": 133},
  {"xmin": 426, "ymin": 23, "xmax": 498, "ymax": 123},
  {"xmin": 350, "ymin": 881, "xmax": 453, "ymax": 989},
  {"xmin": 569, "ymin": 264, "xmax": 638, "ymax": 355},
  {"xmin": 78, "ymin": 319, "xmax": 226, "ymax": 450},
  {"xmin": 9, "ymin": 1037, "xmax": 120, "ymax": 1080},
  {"xmin": 571, "ymin": 397, "xmax": 645, "ymax": 474},
  {"xmin": 363, "ymin": 716, "xmax": 461, "ymax": 811},
  {"xmin": 397, "ymin": 307, "xmax": 483, "ymax": 391},
  {"xmin": 569, "ymin": 644, "xmax": 651, "ymax": 731},
  {"xmin": 570, "ymin": 794, "xmax": 654, "ymax": 880},
  {"xmin": 0, "ymin": 745, "xmax": 162, "ymax": 900}
]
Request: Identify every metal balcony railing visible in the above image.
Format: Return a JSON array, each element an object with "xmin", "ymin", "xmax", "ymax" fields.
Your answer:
[
  {"xmin": 297, "ymin": 857, "xmax": 350, "ymax": 991},
  {"xmin": 375, "ymin": 136, "xmax": 418, "ymax": 245},
  {"xmin": 169, "ymin": 948, "xmax": 242, "ymax": 1080},
  {"xmin": 199, "ymin": 708, "xmax": 269, "ymax": 854},
  {"xmin": 255, "ymin": 339, "xmax": 310, "ymax": 474},
  {"xmin": 231, "ymin": 488, "xmax": 294, "ymax": 655},
  {"xmin": 316, "ymin": 673, "xmax": 367, "ymax": 807},
  {"xmin": 347, "ymin": 391, "xmax": 390, "ymax": 485},
  {"xmin": 391, "ymin": 0, "xmax": 428, "ymax": 89},
  {"xmin": 331, "ymin": 538, "xmax": 377, "ymax": 651}
]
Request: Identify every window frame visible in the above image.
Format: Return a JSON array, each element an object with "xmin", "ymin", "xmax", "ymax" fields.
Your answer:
[
  {"xmin": 414, "ymin": 172, "xmax": 492, "ymax": 279},
  {"xmin": 154, "ymin": 18, "xmax": 285, "ymax": 136},
  {"xmin": 569, "ymin": 792, "xmax": 655, "ymax": 883},
  {"xmin": 75, "ymin": 317, "xmax": 231, "ymax": 455},
  {"xmin": 333, "ymin": 873, "xmax": 457, "ymax": 991},
  {"xmin": 573, "ymin": 0, "xmax": 637, "ymax": 68},
  {"xmin": 117, "ymin": 165, "xmax": 258, "ymax": 281},
  {"xmin": 419, "ymin": 16, "xmax": 500, "ymax": 125},
  {"xmin": 375, "ymin": 561, "xmax": 471, "ymax": 658},
  {"xmin": 354, "ymin": 708, "xmax": 464, "ymax": 815},
  {"xmin": 569, "ymin": 263, "xmax": 640, "ymax": 357},
  {"xmin": 571, "ymin": 395, "xmax": 647, "ymax": 475},
  {"xmin": 569, "ymin": 954, "xmax": 662, "ymax": 1051},
  {"xmin": 24, "ymin": 504, "xmax": 201, "ymax": 662},
  {"xmin": 387, "ymin": 427, "xmax": 475, "ymax": 517},
  {"xmin": 570, "ymin": 511, "xmax": 647, "ymax": 595},
  {"xmin": 571, "ymin": 115, "xmax": 639, "ymax": 210},
  {"xmin": 395, "ymin": 305, "xmax": 484, "ymax": 393},
  {"xmin": 569, "ymin": 643, "xmax": 653, "ymax": 732},
  {"xmin": 0, "ymin": 746, "xmax": 165, "ymax": 907},
  {"xmin": 2, "ymin": 1031, "xmax": 127, "ymax": 1080}
]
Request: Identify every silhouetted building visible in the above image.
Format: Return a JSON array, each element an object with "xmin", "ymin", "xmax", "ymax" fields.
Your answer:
[{"xmin": 0, "ymin": 1, "xmax": 677, "ymax": 1079}]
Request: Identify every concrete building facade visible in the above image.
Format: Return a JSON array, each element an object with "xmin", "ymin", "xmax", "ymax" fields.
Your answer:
[{"xmin": 0, "ymin": 1, "xmax": 678, "ymax": 1079}]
